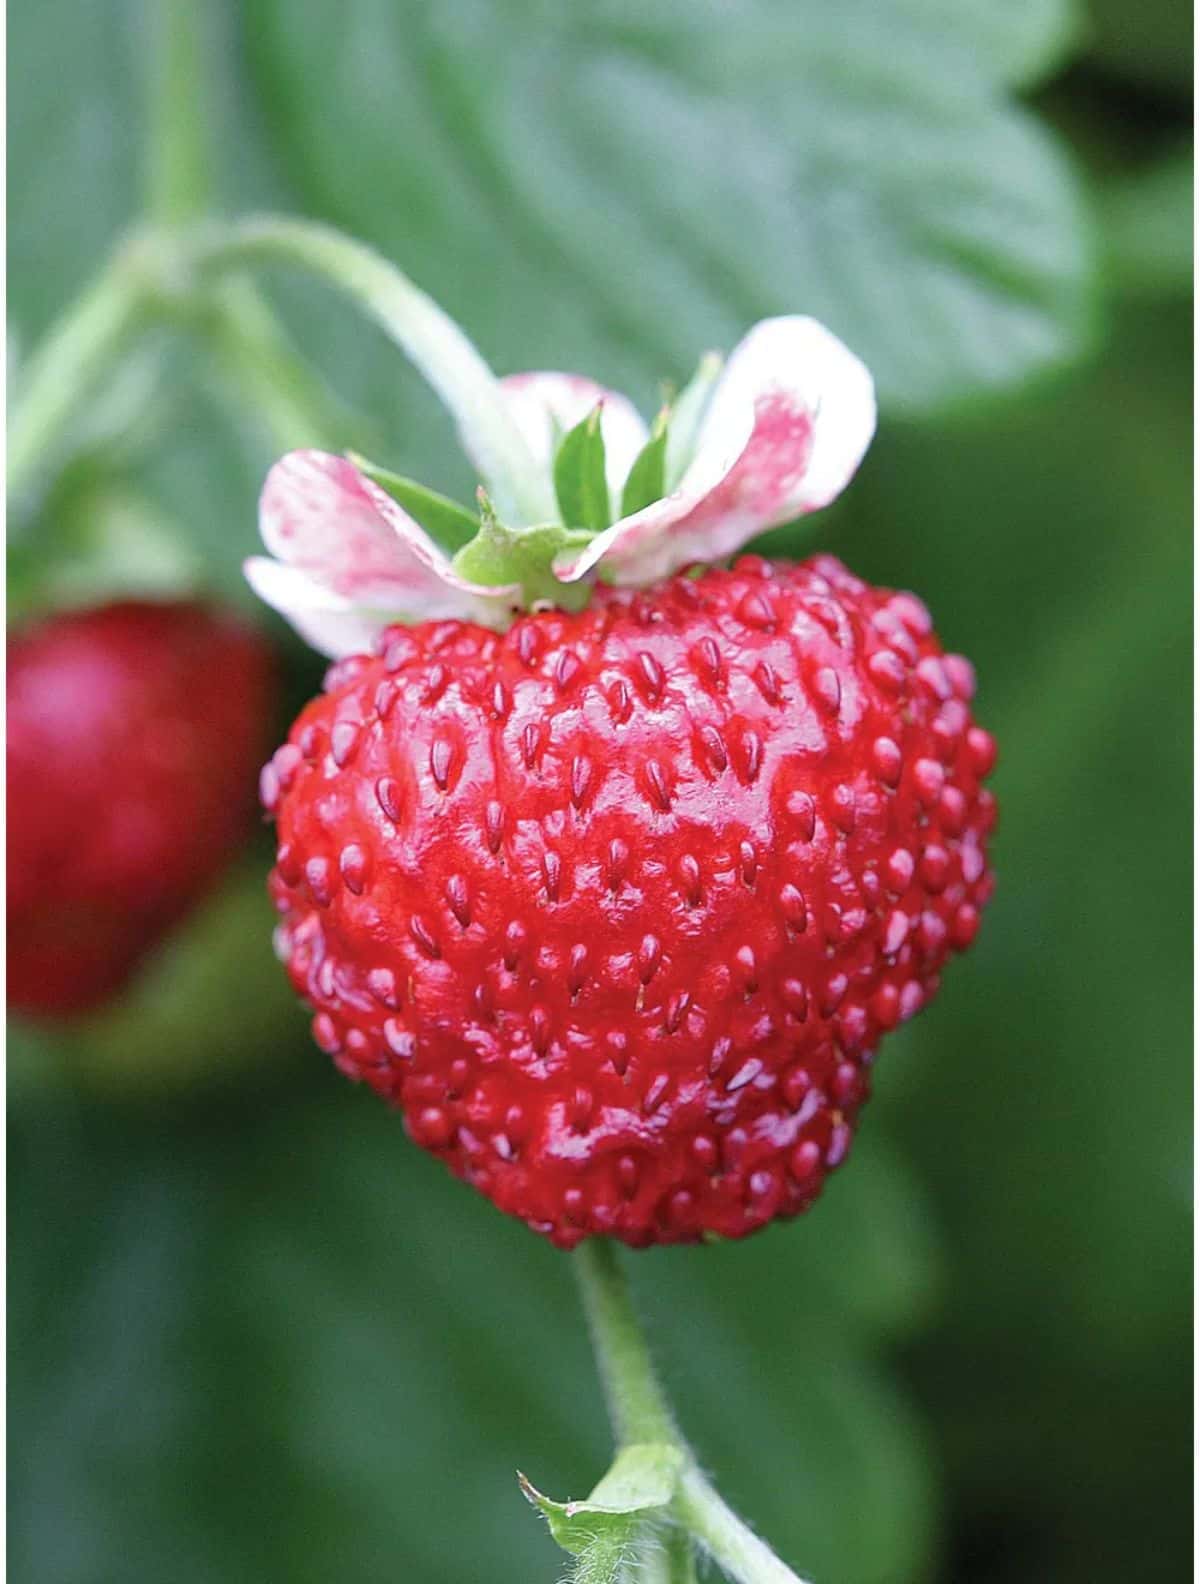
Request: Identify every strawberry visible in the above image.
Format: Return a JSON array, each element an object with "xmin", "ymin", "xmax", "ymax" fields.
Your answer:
[
  {"xmin": 247, "ymin": 314, "xmax": 995, "ymax": 1245},
  {"xmin": 7, "ymin": 599, "xmax": 274, "ymax": 1017},
  {"xmin": 261, "ymin": 557, "xmax": 994, "ymax": 1246}
]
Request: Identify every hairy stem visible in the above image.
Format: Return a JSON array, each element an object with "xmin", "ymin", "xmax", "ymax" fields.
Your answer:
[
  {"xmin": 676, "ymin": 1467, "xmax": 809, "ymax": 1584},
  {"xmin": 644, "ymin": 1520, "xmax": 700, "ymax": 1584},
  {"xmin": 572, "ymin": 1240, "xmax": 812, "ymax": 1584},
  {"xmin": 573, "ymin": 1240, "xmax": 675, "ymax": 1448}
]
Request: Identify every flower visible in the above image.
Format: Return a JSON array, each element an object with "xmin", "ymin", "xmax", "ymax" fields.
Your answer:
[
  {"xmin": 246, "ymin": 316, "xmax": 875, "ymax": 657},
  {"xmin": 245, "ymin": 452, "xmax": 519, "ymax": 658},
  {"xmin": 553, "ymin": 317, "xmax": 875, "ymax": 584}
]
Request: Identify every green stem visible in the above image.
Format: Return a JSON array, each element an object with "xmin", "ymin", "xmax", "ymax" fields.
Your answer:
[
  {"xmin": 10, "ymin": 0, "xmax": 212, "ymax": 503},
  {"xmin": 9, "ymin": 211, "xmax": 557, "ymax": 528},
  {"xmin": 142, "ymin": 0, "xmax": 346, "ymax": 457},
  {"xmin": 145, "ymin": 0, "xmax": 211, "ymax": 226},
  {"xmin": 191, "ymin": 216, "xmax": 554, "ymax": 525},
  {"xmin": 573, "ymin": 1240, "xmax": 675, "ymax": 1447},
  {"xmin": 7, "ymin": 253, "xmax": 150, "ymax": 500},
  {"xmin": 572, "ymin": 1241, "xmax": 811, "ymax": 1584},
  {"xmin": 202, "ymin": 278, "xmax": 360, "ymax": 455},
  {"xmin": 643, "ymin": 1520, "xmax": 700, "ymax": 1584},
  {"xmin": 675, "ymin": 1468, "xmax": 809, "ymax": 1584}
]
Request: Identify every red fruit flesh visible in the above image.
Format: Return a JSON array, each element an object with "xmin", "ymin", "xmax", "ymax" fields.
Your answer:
[
  {"xmin": 264, "ymin": 556, "xmax": 996, "ymax": 1247},
  {"xmin": 7, "ymin": 600, "xmax": 274, "ymax": 1017}
]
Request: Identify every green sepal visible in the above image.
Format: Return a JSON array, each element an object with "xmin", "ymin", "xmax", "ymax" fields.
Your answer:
[
  {"xmin": 520, "ymin": 1442, "xmax": 684, "ymax": 1578},
  {"xmin": 554, "ymin": 403, "xmax": 611, "ymax": 532},
  {"xmin": 620, "ymin": 407, "xmax": 669, "ymax": 517},
  {"xmin": 664, "ymin": 351, "xmax": 723, "ymax": 491},
  {"xmin": 349, "ymin": 451, "xmax": 480, "ymax": 552},
  {"xmin": 452, "ymin": 491, "xmax": 594, "ymax": 610}
]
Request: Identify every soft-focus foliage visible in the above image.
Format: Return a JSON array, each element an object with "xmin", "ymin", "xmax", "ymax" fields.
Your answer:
[{"xmin": 8, "ymin": 2, "xmax": 1190, "ymax": 1582}]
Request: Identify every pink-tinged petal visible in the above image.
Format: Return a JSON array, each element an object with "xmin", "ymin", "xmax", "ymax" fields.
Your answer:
[
  {"xmin": 261, "ymin": 450, "xmax": 448, "ymax": 600},
  {"xmin": 490, "ymin": 373, "xmax": 649, "ymax": 505},
  {"xmin": 244, "ymin": 557, "xmax": 406, "ymax": 660},
  {"xmin": 558, "ymin": 318, "xmax": 875, "ymax": 586},
  {"xmin": 251, "ymin": 451, "xmax": 518, "ymax": 656},
  {"xmin": 694, "ymin": 317, "xmax": 876, "ymax": 513}
]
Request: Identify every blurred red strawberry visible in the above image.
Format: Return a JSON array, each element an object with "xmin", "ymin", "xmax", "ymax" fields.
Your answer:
[{"xmin": 7, "ymin": 600, "xmax": 274, "ymax": 1017}]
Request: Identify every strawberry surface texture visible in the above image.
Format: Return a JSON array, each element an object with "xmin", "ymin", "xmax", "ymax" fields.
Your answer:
[
  {"xmin": 263, "ymin": 555, "xmax": 996, "ymax": 1247},
  {"xmin": 8, "ymin": 600, "xmax": 274, "ymax": 1017}
]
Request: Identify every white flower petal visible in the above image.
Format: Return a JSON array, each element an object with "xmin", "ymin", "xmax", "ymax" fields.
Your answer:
[
  {"xmin": 481, "ymin": 373, "xmax": 650, "ymax": 508},
  {"xmin": 692, "ymin": 316, "xmax": 876, "ymax": 514},
  {"xmin": 260, "ymin": 450, "xmax": 447, "ymax": 599},
  {"xmin": 244, "ymin": 557, "xmax": 401, "ymax": 660},
  {"xmin": 249, "ymin": 451, "xmax": 518, "ymax": 656},
  {"xmin": 558, "ymin": 317, "xmax": 875, "ymax": 585}
]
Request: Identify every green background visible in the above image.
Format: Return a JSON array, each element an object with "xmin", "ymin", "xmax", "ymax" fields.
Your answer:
[{"xmin": 9, "ymin": 2, "xmax": 1191, "ymax": 1581}]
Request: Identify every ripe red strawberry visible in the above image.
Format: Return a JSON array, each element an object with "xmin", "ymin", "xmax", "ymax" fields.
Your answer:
[
  {"xmin": 262, "ymin": 554, "xmax": 995, "ymax": 1247},
  {"xmin": 7, "ymin": 599, "xmax": 275, "ymax": 1017}
]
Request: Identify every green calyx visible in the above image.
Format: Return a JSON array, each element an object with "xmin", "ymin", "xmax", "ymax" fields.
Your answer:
[
  {"xmin": 356, "ymin": 352, "xmax": 725, "ymax": 615},
  {"xmin": 351, "ymin": 452, "xmax": 481, "ymax": 551},
  {"xmin": 554, "ymin": 404, "xmax": 611, "ymax": 533},
  {"xmin": 452, "ymin": 491, "xmax": 595, "ymax": 611}
]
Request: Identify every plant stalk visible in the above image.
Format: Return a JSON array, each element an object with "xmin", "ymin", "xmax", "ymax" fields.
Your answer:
[
  {"xmin": 572, "ymin": 1241, "xmax": 811, "ymax": 1584},
  {"xmin": 190, "ymin": 217, "xmax": 554, "ymax": 525},
  {"xmin": 7, "ymin": 257, "xmax": 149, "ymax": 501},
  {"xmin": 573, "ymin": 1238, "xmax": 675, "ymax": 1448},
  {"xmin": 9, "ymin": 207, "xmax": 555, "ymax": 521},
  {"xmin": 145, "ymin": 0, "xmax": 211, "ymax": 227}
]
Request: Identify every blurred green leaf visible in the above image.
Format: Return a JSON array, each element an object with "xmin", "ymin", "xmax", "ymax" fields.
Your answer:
[
  {"xmin": 10, "ymin": 1093, "xmax": 939, "ymax": 1584},
  {"xmin": 246, "ymin": 0, "xmax": 1096, "ymax": 415},
  {"xmin": 1084, "ymin": 0, "xmax": 1193, "ymax": 94},
  {"xmin": 8, "ymin": 5, "xmax": 141, "ymax": 340},
  {"xmin": 1101, "ymin": 148, "xmax": 1193, "ymax": 295},
  {"xmin": 803, "ymin": 290, "xmax": 1192, "ymax": 1583}
]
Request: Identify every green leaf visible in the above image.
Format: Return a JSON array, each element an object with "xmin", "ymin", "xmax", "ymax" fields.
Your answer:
[
  {"xmin": 9, "ymin": 1086, "xmax": 941, "ymax": 1584},
  {"xmin": 554, "ymin": 405, "xmax": 610, "ymax": 532},
  {"xmin": 1085, "ymin": 0, "xmax": 1191, "ymax": 92},
  {"xmin": 1100, "ymin": 150, "xmax": 1193, "ymax": 298},
  {"xmin": 246, "ymin": 0, "xmax": 1096, "ymax": 414},
  {"xmin": 520, "ymin": 1443, "xmax": 683, "ymax": 1572},
  {"xmin": 805, "ymin": 295, "xmax": 1192, "ymax": 1581},
  {"xmin": 620, "ymin": 410, "xmax": 669, "ymax": 517},
  {"xmin": 350, "ymin": 450, "xmax": 480, "ymax": 550}
]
